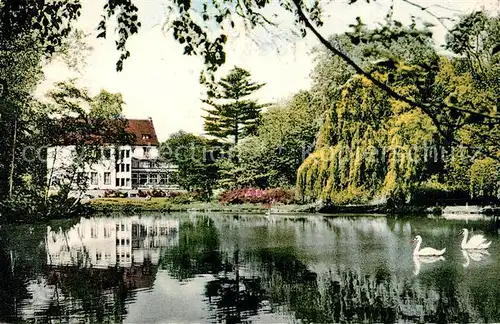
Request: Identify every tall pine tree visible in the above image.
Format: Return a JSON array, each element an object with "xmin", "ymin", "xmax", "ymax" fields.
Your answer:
[{"xmin": 202, "ymin": 66, "xmax": 267, "ymax": 145}]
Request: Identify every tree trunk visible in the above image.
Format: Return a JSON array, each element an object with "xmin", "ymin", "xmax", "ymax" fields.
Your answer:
[
  {"xmin": 8, "ymin": 113, "xmax": 18, "ymax": 198},
  {"xmin": 234, "ymin": 116, "xmax": 239, "ymax": 146}
]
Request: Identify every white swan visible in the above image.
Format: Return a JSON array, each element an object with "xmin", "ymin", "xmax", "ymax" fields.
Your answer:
[
  {"xmin": 461, "ymin": 249, "xmax": 490, "ymax": 268},
  {"xmin": 413, "ymin": 254, "xmax": 445, "ymax": 276},
  {"xmin": 461, "ymin": 228, "xmax": 491, "ymax": 250},
  {"xmin": 411, "ymin": 235, "xmax": 446, "ymax": 256}
]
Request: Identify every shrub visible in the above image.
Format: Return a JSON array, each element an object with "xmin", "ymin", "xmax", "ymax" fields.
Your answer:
[
  {"xmin": 218, "ymin": 188, "xmax": 296, "ymax": 204},
  {"xmin": 104, "ymin": 190, "xmax": 128, "ymax": 198},
  {"xmin": 167, "ymin": 192, "xmax": 193, "ymax": 205},
  {"xmin": 151, "ymin": 189, "xmax": 167, "ymax": 197}
]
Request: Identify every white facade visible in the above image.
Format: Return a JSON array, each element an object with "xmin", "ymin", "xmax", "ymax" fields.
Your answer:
[
  {"xmin": 47, "ymin": 118, "xmax": 179, "ymax": 194},
  {"xmin": 47, "ymin": 144, "xmax": 178, "ymax": 193}
]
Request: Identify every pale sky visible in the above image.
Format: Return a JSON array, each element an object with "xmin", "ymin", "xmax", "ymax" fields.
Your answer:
[{"xmin": 35, "ymin": 0, "xmax": 499, "ymax": 141}]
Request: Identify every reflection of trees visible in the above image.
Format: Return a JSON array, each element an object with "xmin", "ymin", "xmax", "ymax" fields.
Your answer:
[
  {"xmin": 0, "ymin": 217, "xmax": 169, "ymax": 323},
  {"xmin": 162, "ymin": 217, "xmax": 266, "ymax": 323},
  {"xmin": 0, "ymin": 224, "xmax": 49, "ymax": 322},
  {"xmin": 205, "ymin": 249, "xmax": 266, "ymax": 324},
  {"xmin": 25, "ymin": 261, "xmax": 157, "ymax": 323},
  {"xmin": 246, "ymin": 247, "xmax": 324, "ymax": 323},
  {"xmin": 40, "ymin": 266, "xmax": 133, "ymax": 323},
  {"xmin": 314, "ymin": 266, "xmax": 489, "ymax": 323},
  {"xmin": 0, "ymin": 245, "xmax": 30, "ymax": 322},
  {"xmin": 161, "ymin": 217, "xmax": 230, "ymax": 280},
  {"xmin": 244, "ymin": 245, "xmax": 498, "ymax": 323}
]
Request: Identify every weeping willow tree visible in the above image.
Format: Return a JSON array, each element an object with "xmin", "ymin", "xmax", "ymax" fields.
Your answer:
[{"xmin": 297, "ymin": 65, "xmax": 440, "ymax": 205}]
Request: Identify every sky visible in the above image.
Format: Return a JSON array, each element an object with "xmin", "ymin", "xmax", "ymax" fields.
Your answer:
[{"xmin": 35, "ymin": 0, "xmax": 499, "ymax": 141}]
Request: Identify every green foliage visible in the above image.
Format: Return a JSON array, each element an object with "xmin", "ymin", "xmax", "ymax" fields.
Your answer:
[
  {"xmin": 203, "ymin": 66, "xmax": 267, "ymax": 145},
  {"xmin": 219, "ymin": 90, "xmax": 323, "ymax": 189},
  {"xmin": 89, "ymin": 90, "xmax": 124, "ymax": 119},
  {"xmin": 297, "ymin": 69, "xmax": 439, "ymax": 205},
  {"xmin": 45, "ymin": 81, "xmax": 133, "ymax": 195},
  {"xmin": 296, "ymin": 13, "xmax": 500, "ymax": 206},
  {"xmin": 0, "ymin": 0, "xmax": 139, "ymax": 72},
  {"xmin": 470, "ymin": 157, "xmax": 500, "ymax": 198},
  {"xmin": 160, "ymin": 131, "xmax": 221, "ymax": 200}
]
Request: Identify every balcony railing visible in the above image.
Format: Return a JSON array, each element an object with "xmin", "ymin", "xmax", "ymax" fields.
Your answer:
[{"xmin": 131, "ymin": 160, "xmax": 177, "ymax": 170}]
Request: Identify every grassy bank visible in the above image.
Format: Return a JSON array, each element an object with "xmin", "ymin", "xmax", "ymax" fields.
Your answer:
[
  {"xmin": 88, "ymin": 198, "xmax": 318, "ymax": 214},
  {"xmin": 85, "ymin": 198, "xmax": 500, "ymax": 216}
]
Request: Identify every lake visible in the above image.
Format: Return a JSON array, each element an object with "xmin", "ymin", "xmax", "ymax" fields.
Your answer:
[{"xmin": 0, "ymin": 213, "xmax": 499, "ymax": 323}]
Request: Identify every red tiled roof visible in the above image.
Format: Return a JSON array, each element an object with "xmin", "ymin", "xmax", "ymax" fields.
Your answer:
[
  {"xmin": 126, "ymin": 119, "xmax": 159, "ymax": 146},
  {"xmin": 52, "ymin": 118, "xmax": 159, "ymax": 146}
]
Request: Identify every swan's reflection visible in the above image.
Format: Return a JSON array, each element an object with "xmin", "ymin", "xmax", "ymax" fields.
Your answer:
[
  {"xmin": 413, "ymin": 255, "xmax": 445, "ymax": 276},
  {"xmin": 461, "ymin": 249, "xmax": 490, "ymax": 268}
]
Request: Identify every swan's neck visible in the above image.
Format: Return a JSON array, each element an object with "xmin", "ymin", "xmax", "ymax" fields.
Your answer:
[
  {"xmin": 413, "ymin": 240, "xmax": 421, "ymax": 256},
  {"xmin": 461, "ymin": 231, "xmax": 468, "ymax": 248}
]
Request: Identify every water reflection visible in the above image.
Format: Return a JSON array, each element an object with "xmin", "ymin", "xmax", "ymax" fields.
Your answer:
[
  {"xmin": 461, "ymin": 249, "xmax": 490, "ymax": 268},
  {"xmin": 413, "ymin": 255, "xmax": 445, "ymax": 276},
  {"xmin": 46, "ymin": 216, "xmax": 179, "ymax": 268},
  {"xmin": 0, "ymin": 214, "xmax": 499, "ymax": 323}
]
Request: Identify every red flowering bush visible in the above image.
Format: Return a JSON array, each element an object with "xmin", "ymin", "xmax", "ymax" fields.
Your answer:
[{"xmin": 218, "ymin": 188, "xmax": 295, "ymax": 204}]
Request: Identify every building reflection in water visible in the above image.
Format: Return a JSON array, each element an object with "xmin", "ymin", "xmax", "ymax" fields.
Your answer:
[{"xmin": 46, "ymin": 216, "xmax": 179, "ymax": 269}]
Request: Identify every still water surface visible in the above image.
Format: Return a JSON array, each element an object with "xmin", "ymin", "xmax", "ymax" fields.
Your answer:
[{"xmin": 0, "ymin": 213, "xmax": 499, "ymax": 323}]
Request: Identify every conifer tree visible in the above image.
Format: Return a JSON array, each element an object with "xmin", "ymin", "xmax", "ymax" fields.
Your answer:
[{"xmin": 202, "ymin": 67, "xmax": 267, "ymax": 145}]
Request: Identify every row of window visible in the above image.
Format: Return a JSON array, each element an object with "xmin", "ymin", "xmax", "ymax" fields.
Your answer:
[
  {"xmin": 131, "ymin": 172, "xmax": 169, "ymax": 185},
  {"xmin": 117, "ymin": 238, "xmax": 130, "ymax": 245},
  {"xmin": 95, "ymin": 253, "xmax": 131, "ymax": 262},
  {"xmin": 96, "ymin": 147, "xmax": 152, "ymax": 160},
  {"xmin": 87, "ymin": 172, "xmax": 119, "ymax": 186},
  {"xmin": 116, "ymin": 178, "xmax": 131, "ymax": 187},
  {"xmin": 81, "ymin": 171, "xmax": 170, "ymax": 187},
  {"xmin": 116, "ymin": 163, "xmax": 131, "ymax": 173}
]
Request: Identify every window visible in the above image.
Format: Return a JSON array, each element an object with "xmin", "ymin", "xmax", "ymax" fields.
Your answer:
[
  {"xmin": 91, "ymin": 172, "xmax": 98, "ymax": 185},
  {"xmin": 143, "ymin": 147, "xmax": 151, "ymax": 157},
  {"xmin": 116, "ymin": 178, "xmax": 120, "ymax": 187},
  {"xmin": 126, "ymin": 178, "xmax": 130, "ymax": 187},
  {"xmin": 104, "ymin": 227, "xmax": 110, "ymax": 238},
  {"xmin": 96, "ymin": 253, "xmax": 101, "ymax": 262},
  {"xmin": 121, "ymin": 178, "xmax": 125, "ymax": 187},
  {"xmin": 104, "ymin": 172, "xmax": 111, "ymax": 185},
  {"xmin": 115, "ymin": 164, "xmax": 120, "ymax": 172},
  {"xmin": 142, "ymin": 134, "xmax": 151, "ymax": 139},
  {"xmin": 150, "ymin": 173, "xmax": 159, "ymax": 184},
  {"xmin": 160, "ymin": 173, "xmax": 168, "ymax": 185},
  {"xmin": 120, "ymin": 150, "xmax": 125, "ymax": 159},
  {"xmin": 120, "ymin": 164, "xmax": 125, "ymax": 172},
  {"xmin": 126, "ymin": 164, "xmax": 130, "ymax": 172},
  {"xmin": 126, "ymin": 150, "xmax": 130, "ymax": 158},
  {"xmin": 91, "ymin": 227, "xmax": 97, "ymax": 238},
  {"xmin": 139, "ymin": 173, "xmax": 147, "ymax": 185}
]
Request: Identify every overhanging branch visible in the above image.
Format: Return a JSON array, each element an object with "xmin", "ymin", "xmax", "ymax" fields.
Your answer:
[{"xmin": 291, "ymin": 0, "xmax": 500, "ymax": 160}]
